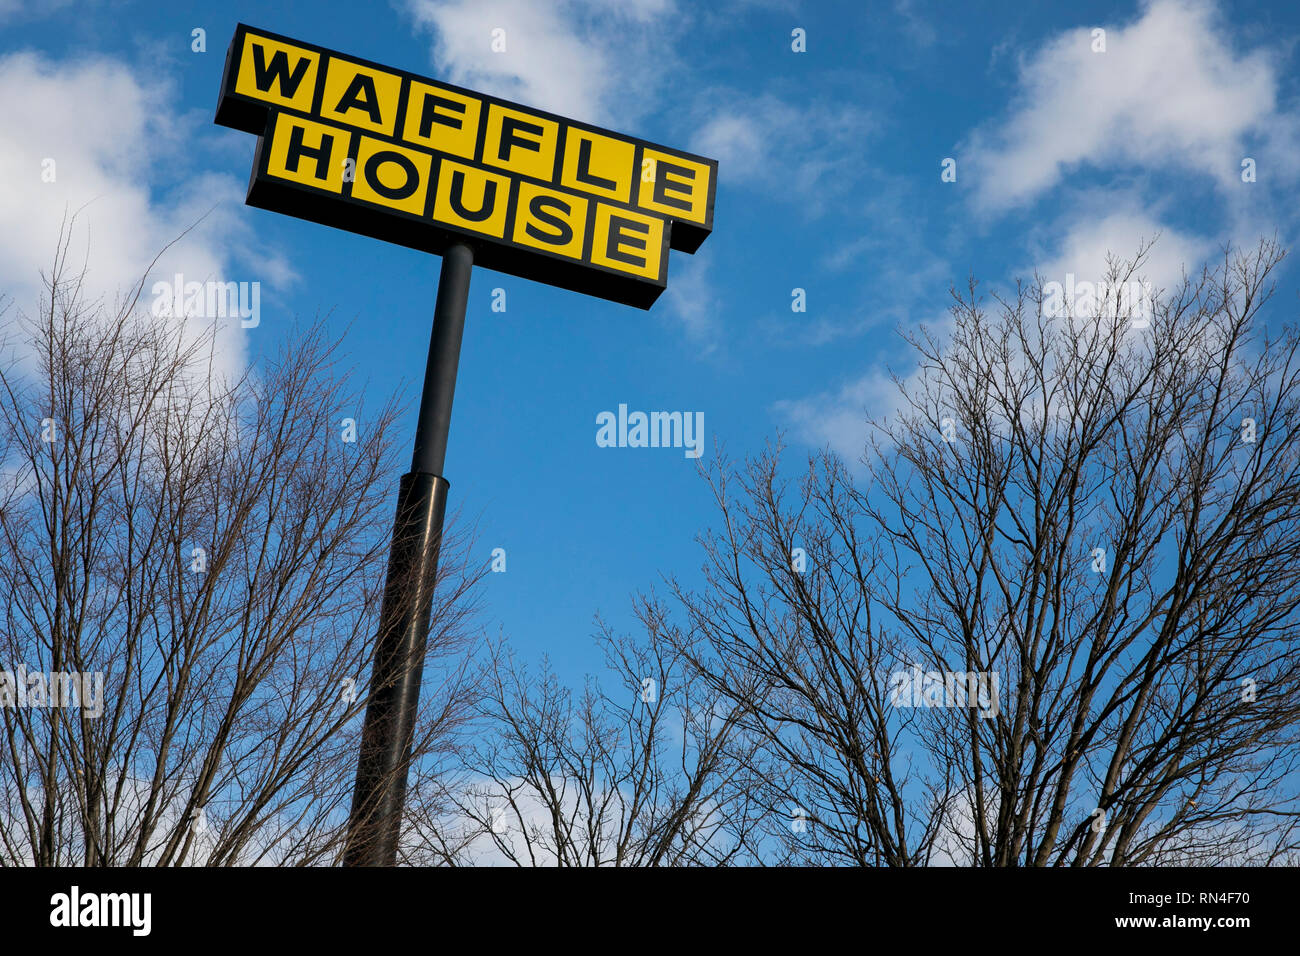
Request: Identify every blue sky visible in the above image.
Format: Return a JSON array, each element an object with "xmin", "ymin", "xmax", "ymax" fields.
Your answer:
[{"xmin": 2, "ymin": 0, "xmax": 1299, "ymax": 686}]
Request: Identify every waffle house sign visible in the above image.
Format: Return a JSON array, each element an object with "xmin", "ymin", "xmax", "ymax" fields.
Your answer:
[{"xmin": 215, "ymin": 24, "xmax": 716, "ymax": 308}]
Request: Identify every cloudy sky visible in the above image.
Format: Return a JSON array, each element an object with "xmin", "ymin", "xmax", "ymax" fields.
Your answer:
[{"xmin": 2, "ymin": 0, "xmax": 1298, "ymax": 682}]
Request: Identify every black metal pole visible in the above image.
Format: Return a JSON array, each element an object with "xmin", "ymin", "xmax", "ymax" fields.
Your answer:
[{"xmin": 343, "ymin": 242, "xmax": 473, "ymax": 866}]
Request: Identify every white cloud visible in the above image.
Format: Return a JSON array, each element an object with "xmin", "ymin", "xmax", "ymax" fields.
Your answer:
[
  {"xmin": 965, "ymin": 0, "xmax": 1298, "ymax": 213},
  {"xmin": 1030, "ymin": 204, "xmax": 1215, "ymax": 300},
  {"xmin": 691, "ymin": 92, "xmax": 874, "ymax": 214},
  {"xmin": 786, "ymin": 215, "xmax": 1230, "ymax": 467},
  {"xmin": 773, "ymin": 307, "xmax": 961, "ymax": 466},
  {"xmin": 776, "ymin": 1, "xmax": 1286, "ymax": 467},
  {"xmin": 662, "ymin": 248, "xmax": 722, "ymax": 354},
  {"xmin": 772, "ymin": 371, "xmax": 903, "ymax": 468},
  {"xmin": 692, "ymin": 112, "xmax": 765, "ymax": 178},
  {"xmin": 404, "ymin": 0, "xmax": 678, "ymax": 126},
  {"xmin": 0, "ymin": 0, "xmax": 74, "ymax": 23},
  {"xmin": 0, "ymin": 51, "xmax": 290, "ymax": 385},
  {"xmin": 893, "ymin": 0, "xmax": 938, "ymax": 47}
]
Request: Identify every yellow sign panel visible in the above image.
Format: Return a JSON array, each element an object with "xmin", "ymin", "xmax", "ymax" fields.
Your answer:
[
  {"xmin": 233, "ymin": 33, "xmax": 319, "ymax": 114},
  {"xmin": 402, "ymin": 81, "xmax": 480, "ymax": 160},
  {"xmin": 560, "ymin": 128, "xmax": 635, "ymax": 204},
  {"xmin": 352, "ymin": 136, "xmax": 433, "ymax": 216},
  {"xmin": 266, "ymin": 113, "xmax": 349, "ymax": 193},
  {"xmin": 513, "ymin": 181, "xmax": 588, "ymax": 261},
  {"xmin": 482, "ymin": 104, "xmax": 559, "ymax": 182},
  {"xmin": 590, "ymin": 205, "xmax": 664, "ymax": 280},
  {"xmin": 638, "ymin": 149, "xmax": 712, "ymax": 225},
  {"xmin": 320, "ymin": 59, "xmax": 403, "ymax": 136},
  {"xmin": 217, "ymin": 24, "xmax": 713, "ymax": 308},
  {"xmin": 432, "ymin": 160, "xmax": 512, "ymax": 239}
]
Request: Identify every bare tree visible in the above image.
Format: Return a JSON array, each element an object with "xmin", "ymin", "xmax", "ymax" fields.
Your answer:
[
  {"xmin": 655, "ymin": 444, "xmax": 953, "ymax": 865},
  {"xmin": 652, "ymin": 238, "xmax": 1300, "ymax": 865},
  {"xmin": 404, "ymin": 602, "xmax": 762, "ymax": 866},
  {"xmin": 0, "ymin": 224, "xmax": 484, "ymax": 866}
]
